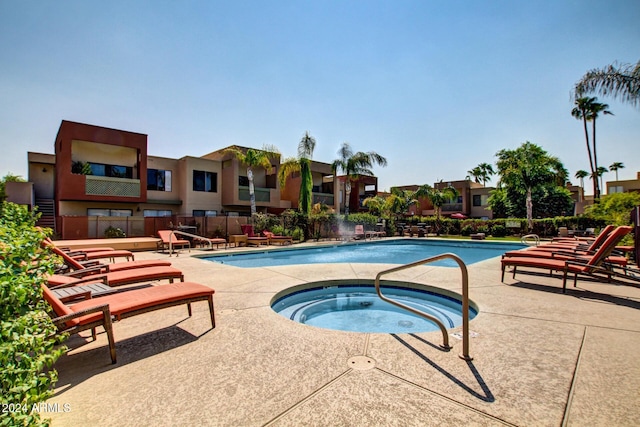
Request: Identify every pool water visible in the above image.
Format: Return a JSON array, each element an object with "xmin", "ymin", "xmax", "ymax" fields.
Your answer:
[
  {"xmin": 272, "ymin": 284, "xmax": 478, "ymax": 333},
  {"xmin": 205, "ymin": 239, "xmax": 524, "ymax": 268}
]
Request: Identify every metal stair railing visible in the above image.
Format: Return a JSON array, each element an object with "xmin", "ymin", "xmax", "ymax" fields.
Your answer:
[{"xmin": 375, "ymin": 252, "xmax": 472, "ymax": 361}]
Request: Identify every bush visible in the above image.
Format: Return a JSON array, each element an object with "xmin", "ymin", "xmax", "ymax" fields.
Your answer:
[
  {"xmin": 0, "ymin": 203, "xmax": 65, "ymax": 426},
  {"xmin": 291, "ymin": 227, "xmax": 304, "ymax": 241},
  {"xmin": 460, "ymin": 225, "xmax": 473, "ymax": 236},
  {"xmin": 104, "ymin": 226, "xmax": 126, "ymax": 238},
  {"xmin": 491, "ymin": 225, "xmax": 507, "ymax": 237}
]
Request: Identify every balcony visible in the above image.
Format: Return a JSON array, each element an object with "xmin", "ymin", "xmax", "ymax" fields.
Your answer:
[
  {"xmin": 312, "ymin": 192, "xmax": 334, "ymax": 206},
  {"xmin": 85, "ymin": 175, "xmax": 141, "ymax": 198},
  {"xmin": 238, "ymin": 186, "xmax": 271, "ymax": 202},
  {"xmin": 442, "ymin": 203, "xmax": 463, "ymax": 212}
]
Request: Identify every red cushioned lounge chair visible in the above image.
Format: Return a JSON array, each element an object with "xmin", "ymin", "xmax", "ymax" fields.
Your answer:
[
  {"xmin": 47, "ymin": 243, "xmax": 171, "ymax": 274},
  {"xmin": 42, "ymin": 282, "xmax": 215, "ymax": 363},
  {"xmin": 501, "ymin": 226, "xmax": 633, "ymax": 293}
]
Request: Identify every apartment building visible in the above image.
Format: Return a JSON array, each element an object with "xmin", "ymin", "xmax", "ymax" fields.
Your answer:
[
  {"xmin": 15, "ymin": 120, "xmax": 370, "ymax": 238},
  {"xmin": 607, "ymin": 172, "xmax": 640, "ymax": 194}
]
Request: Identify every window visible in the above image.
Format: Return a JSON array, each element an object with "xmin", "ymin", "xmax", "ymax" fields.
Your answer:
[
  {"xmin": 238, "ymin": 176, "xmax": 249, "ymax": 186},
  {"xmin": 143, "ymin": 210, "xmax": 172, "ymax": 217},
  {"xmin": 147, "ymin": 169, "xmax": 172, "ymax": 191},
  {"xmin": 609, "ymin": 186, "xmax": 624, "ymax": 194},
  {"xmin": 88, "ymin": 162, "xmax": 133, "ymax": 179},
  {"xmin": 193, "ymin": 210, "xmax": 218, "ymax": 217},
  {"xmin": 473, "ymin": 195, "xmax": 488, "ymax": 206},
  {"xmin": 193, "ymin": 170, "xmax": 217, "ymax": 192},
  {"xmin": 87, "ymin": 209, "xmax": 132, "ymax": 217}
]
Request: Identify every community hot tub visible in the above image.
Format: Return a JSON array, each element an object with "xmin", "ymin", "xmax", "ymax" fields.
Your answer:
[{"xmin": 271, "ymin": 280, "xmax": 478, "ymax": 334}]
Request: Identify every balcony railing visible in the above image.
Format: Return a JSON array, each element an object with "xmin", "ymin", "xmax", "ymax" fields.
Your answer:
[
  {"xmin": 238, "ymin": 186, "xmax": 271, "ymax": 202},
  {"xmin": 442, "ymin": 203, "xmax": 463, "ymax": 212},
  {"xmin": 312, "ymin": 192, "xmax": 334, "ymax": 205},
  {"xmin": 85, "ymin": 175, "xmax": 141, "ymax": 198}
]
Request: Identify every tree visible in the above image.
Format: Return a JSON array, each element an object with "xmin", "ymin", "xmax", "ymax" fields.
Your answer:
[
  {"xmin": 574, "ymin": 170, "xmax": 589, "ymax": 189},
  {"xmin": 278, "ymin": 132, "xmax": 317, "ymax": 216},
  {"xmin": 609, "ymin": 162, "xmax": 625, "ymax": 181},
  {"xmin": 496, "ymin": 142, "xmax": 567, "ymax": 231},
  {"xmin": 224, "ymin": 145, "xmax": 280, "ymax": 215},
  {"xmin": 585, "ymin": 192, "xmax": 640, "ymax": 225},
  {"xmin": 466, "ymin": 163, "xmax": 494, "ymax": 186},
  {"xmin": 588, "ymin": 100, "xmax": 613, "ymax": 199},
  {"xmin": 574, "ymin": 60, "xmax": 640, "ymax": 109},
  {"xmin": 571, "ymin": 97, "xmax": 613, "ymax": 200},
  {"xmin": 414, "ymin": 184, "xmax": 459, "ymax": 235},
  {"xmin": 595, "ymin": 166, "xmax": 608, "ymax": 196},
  {"xmin": 331, "ymin": 142, "xmax": 387, "ymax": 215},
  {"xmin": 572, "ymin": 97, "xmax": 597, "ymax": 197}
]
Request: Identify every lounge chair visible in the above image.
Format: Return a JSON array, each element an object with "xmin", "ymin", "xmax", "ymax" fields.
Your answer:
[
  {"xmin": 42, "ymin": 281, "xmax": 215, "ymax": 363},
  {"xmin": 47, "ymin": 243, "xmax": 171, "ymax": 273},
  {"xmin": 502, "ymin": 225, "xmax": 626, "ymax": 266},
  {"xmin": 44, "ymin": 237, "xmax": 135, "ymax": 262},
  {"xmin": 501, "ymin": 226, "xmax": 633, "ymax": 292},
  {"xmin": 157, "ymin": 230, "xmax": 191, "ymax": 253},
  {"xmin": 48, "ymin": 265, "xmax": 184, "ymax": 288},
  {"xmin": 262, "ymin": 231, "xmax": 293, "ymax": 245}
]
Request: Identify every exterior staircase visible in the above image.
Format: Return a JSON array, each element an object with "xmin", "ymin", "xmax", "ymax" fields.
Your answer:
[{"xmin": 35, "ymin": 199, "xmax": 56, "ymax": 233}]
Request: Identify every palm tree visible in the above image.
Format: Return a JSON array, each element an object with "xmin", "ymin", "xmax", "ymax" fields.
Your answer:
[
  {"xmin": 574, "ymin": 170, "xmax": 589, "ymax": 189},
  {"xmin": 466, "ymin": 166, "xmax": 482, "ymax": 184},
  {"xmin": 595, "ymin": 166, "xmax": 608, "ymax": 196},
  {"xmin": 572, "ymin": 97, "xmax": 597, "ymax": 196},
  {"xmin": 609, "ymin": 162, "xmax": 625, "ymax": 181},
  {"xmin": 278, "ymin": 132, "xmax": 317, "ymax": 215},
  {"xmin": 224, "ymin": 145, "xmax": 280, "ymax": 215},
  {"xmin": 413, "ymin": 184, "xmax": 459, "ymax": 236},
  {"xmin": 331, "ymin": 142, "xmax": 387, "ymax": 215},
  {"xmin": 588, "ymin": 100, "xmax": 614, "ymax": 199},
  {"xmin": 478, "ymin": 162, "xmax": 495, "ymax": 186},
  {"xmin": 496, "ymin": 142, "xmax": 565, "ymax": 231},
  {"xmin": 574, "ymin": 60, "xmax": 640, "ymax": 109}
]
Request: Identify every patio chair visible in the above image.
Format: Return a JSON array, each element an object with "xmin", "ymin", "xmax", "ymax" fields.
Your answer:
[
  {"xmin": 262, "ymin": 231, "xmax": 293, "ymax": 245},
  {"xmin": 47, "ymin": 243, "xmax": 171, "ymax": 274},
  {"xmin": 157, "ymin": 230, "xmax": 191, "ymax": 253},
  {"xmin": 44, "ymin": 237, "xmax": 135, "ymax": 262},
  {"xmin": 502, "ymin": 225, "xmax": 626, "ymax": 265},
  {"xmin": 501, "ymin": 226, "xmax": 633, "ymax": 293},
  {"xmin": 47, "ymin": 265, "xmax": 184, "ymax": 289},
  {"xmin": 42, "ymin": 281, "xmax": 215, "ymax": 363}
]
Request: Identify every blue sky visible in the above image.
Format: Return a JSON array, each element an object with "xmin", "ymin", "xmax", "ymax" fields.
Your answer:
[{"xmin": 1, "ymin": 1, "xmax": 638, "ymax": 194}]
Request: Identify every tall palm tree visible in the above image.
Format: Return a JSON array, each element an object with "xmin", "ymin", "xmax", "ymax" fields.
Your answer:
[
  {"xmin": 496, "ymin": 142, "xmax": 565, "ymax": 231},
  {"xmin": 278, "ymin": 132, "xmax": 317, "ymax": 215},
  {"xmin": 224, "ymin": 145, "xmax": 280, "ymax": 215},
  {"xmin": 574, "ymin": 60, "xmax": 640, "ymax": 109},
  {"xmin": 572, "ymin": 97, "xmax": 597, "ymax": 196},
  {"xmin": 574, "ymin": 170, "xmax": 589, "ymax": 189},
  {"xmin": 609, "ymin": 162, "xmax": 625, "ymax": 181},
  {"xmin": 331, "ymin": 142, "xmax": 387, "ymax": 215},
  {"xmin": 588, "ymin": 100, "xmax": 613, "ymax": 199}
]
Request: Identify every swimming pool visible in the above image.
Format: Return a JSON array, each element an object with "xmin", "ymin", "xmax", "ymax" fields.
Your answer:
[
  {"xmin": 271, "ymin": 280, "xmax": 478, "ymax": 333},
  {"xmin": 204, "ymin": 239, "xmax": 524, "ymax": 268}
]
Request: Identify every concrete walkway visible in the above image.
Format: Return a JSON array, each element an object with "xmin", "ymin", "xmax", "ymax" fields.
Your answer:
[{"xmin": 46, "ymin": 241, "xmax": 640, "ymax": 426}]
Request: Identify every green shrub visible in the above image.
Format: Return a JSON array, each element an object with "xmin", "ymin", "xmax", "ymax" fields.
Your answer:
[
  {"xmin": 270, "ymin": 225, "xmax": 285, "ymax": 236},
  {"xmin": 491, "ymin": 225, "xmax": 507, "ymax": 237},
  {"xmin": 1, "ymin": 203, "xmax": 65, "ymax": 426},
  {"xmin": 291, "ymin": 227, "xmax": 304, "ymax": 241},
  {"xmin": 460, "ymin": 225, "xmax": 473, "ymax": 236},
  {"xmin": 104, "ymin": 226, "xmax": 126, "ymax": 238}
]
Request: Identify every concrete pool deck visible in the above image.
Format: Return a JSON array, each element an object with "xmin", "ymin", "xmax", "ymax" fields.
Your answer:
[{"xmin": 47, "ymin": 239, "xmax": 640, "ymax": 426}]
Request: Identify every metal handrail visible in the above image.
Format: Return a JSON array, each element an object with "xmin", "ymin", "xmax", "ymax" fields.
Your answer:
[
  {"xmin": 374, "ymin": 253, "xmax": 473, "ymax": 361},
  {"xmin": 168, "ymin": 230, "xmax": 226, "ymax": 256},
  {"xmin": 520, "ymin": 234, "xmax": 540, "ymax": 246}
]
